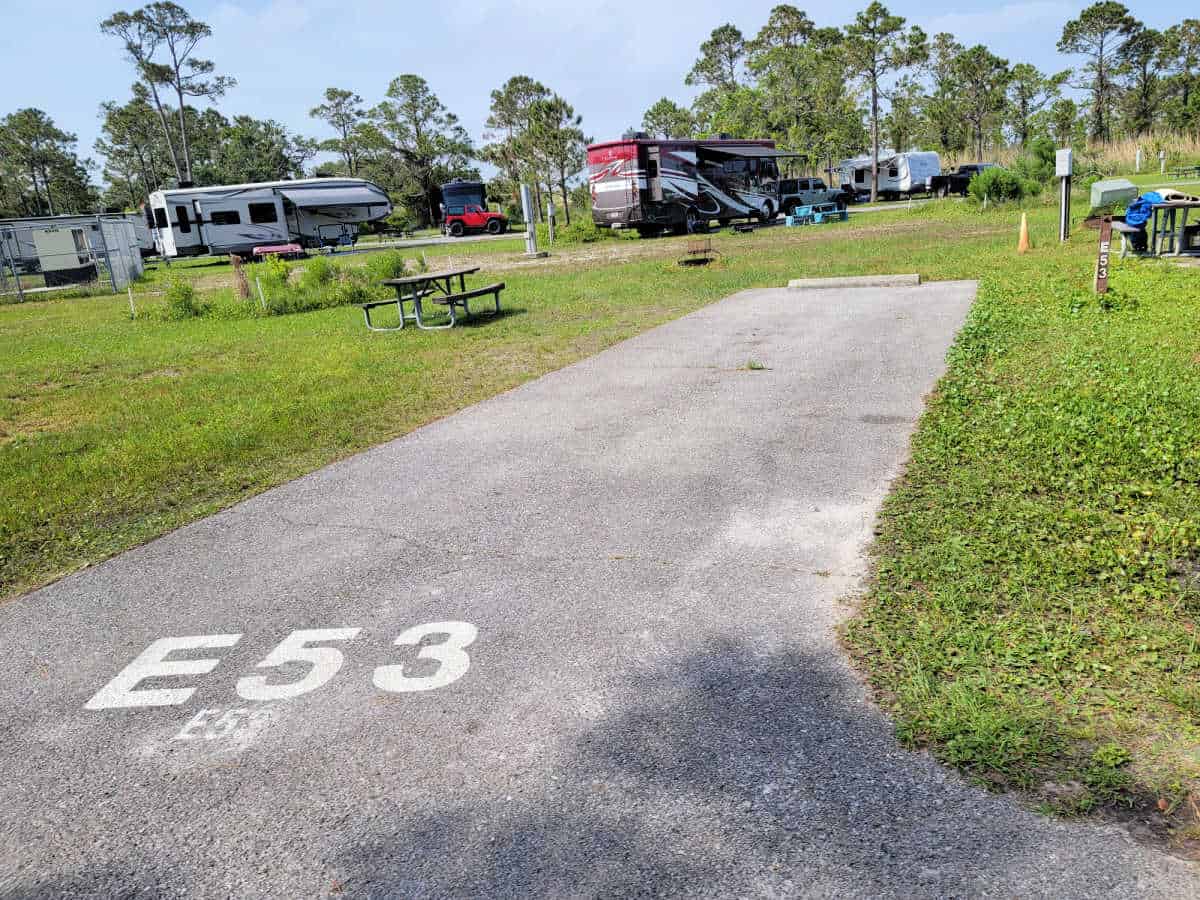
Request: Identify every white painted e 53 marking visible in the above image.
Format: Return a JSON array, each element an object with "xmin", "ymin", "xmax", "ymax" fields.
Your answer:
[{"xmin": 84, "ymin": 622, "xmax": 478, "ymax": 710}]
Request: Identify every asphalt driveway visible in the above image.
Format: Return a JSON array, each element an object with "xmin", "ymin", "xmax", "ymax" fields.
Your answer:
[{"xmin": 1, "ymin": 281, "xmax": 1195, "ymax": 898}]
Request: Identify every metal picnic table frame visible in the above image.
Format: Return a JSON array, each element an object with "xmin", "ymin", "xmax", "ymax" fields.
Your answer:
[
  {"xmin": 1148, "ymin": 202, "xmax": 1200, "ymax": 257},
  {"xmin": 365, "ymin": 266, "xmax": 482, "ymax": 331}
]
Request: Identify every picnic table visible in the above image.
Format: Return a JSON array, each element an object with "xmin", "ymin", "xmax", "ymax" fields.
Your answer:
[
  {"xmin": 362, "ymin": 265, "xmax": 505, "ymax": 331},
  {"xmin": 1147, "ymin": 201, "xmax": 1200, "ymax": 257}
]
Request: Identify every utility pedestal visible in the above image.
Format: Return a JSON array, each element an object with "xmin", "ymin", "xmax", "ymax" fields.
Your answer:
[
  {"xmin": 521, "ymin": 184, "xmax": 547, "ymax": 259},
  {"xmin": 1056, "ymin": 148, "xmax": 1073, "ymax": 243}
]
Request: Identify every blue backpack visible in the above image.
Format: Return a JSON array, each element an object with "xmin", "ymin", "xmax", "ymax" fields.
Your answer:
[{"xmin": 1125, "ymin": 191, "xmax": 1162, "ymax": 228}]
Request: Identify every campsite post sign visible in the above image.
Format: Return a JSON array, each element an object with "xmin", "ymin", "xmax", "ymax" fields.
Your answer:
[{"xmin": 1094, "ymin": 217, "xmax": 1112, "ymax": 294}]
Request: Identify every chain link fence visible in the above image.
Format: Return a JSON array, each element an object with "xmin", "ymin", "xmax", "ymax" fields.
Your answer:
[{"xmin": 0, "ymin": 215, "xmax": 146, "ymax": 301}]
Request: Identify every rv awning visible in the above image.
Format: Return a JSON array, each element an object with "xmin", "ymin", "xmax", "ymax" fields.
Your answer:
[
  {"xmin": 696, "ymin": 145, "xmax": 802, "ymax": 159},
  {"xmin": 279, "ymin": 185, "xmax": 387, "ymax": 208}
]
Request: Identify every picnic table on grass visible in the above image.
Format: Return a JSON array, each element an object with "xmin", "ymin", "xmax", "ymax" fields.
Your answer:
[
  {"xmin": 1148, "ymin": 201, "xmax": 1200, "ymax": 257},
  {"xmin": 361, "ymin": 266, "xmax": 505, "ymax": 331}
]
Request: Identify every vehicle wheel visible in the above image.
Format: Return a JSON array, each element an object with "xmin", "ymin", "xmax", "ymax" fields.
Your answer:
[
  {"xmin": 685, "ymin": 206, "xmax": 706, "ymax": 234},
  {"xmin": 448, "ymin": 221, "xmax": 465, "ymax": 237},
  {"xmin": 783, "ymin": 201, "xmax": 797, "ymax": 218},
  {"xmin": 758, "ymin": 200, "xmax": 775, "ymax": 222},
  {"xmin": 486, "ymin": 218, "xmax": 503, "ymax": 235}
]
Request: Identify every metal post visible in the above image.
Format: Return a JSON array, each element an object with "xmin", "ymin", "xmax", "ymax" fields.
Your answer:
[
  {"xmin": 0, "ymin": 228, "xmax": 24, "ymax": 302},
  {"xmin": 95, "ymin": 215, "xmax": 117, "ymax": 294},
  {"xmin": 1135, "ymin": 147, "xmax": 1143, "ymax": 173},
  {"xmin": 546, "ymin": 200, "xmax": 556, "ymax": 244},
  {"xmin": 520, "ymin": 184, "xmax": 546, "ymax": 258},
  {"xmin": 1059, "ymin": 175, "xmax": 1071, "ymax": 242},
  {"xmin": 1160, "ymin": 150, "xmax": 1167, "ymax": 175}
]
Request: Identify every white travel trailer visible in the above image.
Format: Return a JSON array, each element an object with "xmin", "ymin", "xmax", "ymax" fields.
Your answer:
[
  {"xmin": 147, "ymin": 177, "xmax": 392, "ymax": 258},
  {"xmin": 835, "ymin": 150, "xmax": 941, "ymax": 200},
  {"xmin": 0, "ymin": 213, "xmax": 145, "ymax": 288},
  {"xmin": 0, "ymin": 213, "xmax": 145, "ymax": 274}
]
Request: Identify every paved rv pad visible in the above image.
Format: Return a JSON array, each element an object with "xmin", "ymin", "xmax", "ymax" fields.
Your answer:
[{"xmin": 2, "ymin": 283, "xmax": 1198, "ymax": 897}]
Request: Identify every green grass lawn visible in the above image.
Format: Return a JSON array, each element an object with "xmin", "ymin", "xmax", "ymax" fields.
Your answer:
[
  {"xmin": 844, "ymin": 231, "xmax": 1200, "ymax": 845},
  {"xmin": 1124, "ymin": 172, "xmax": 1200, "ymax": 193},
  {"xmin": 3, "ymin": 199, "xmax": 1198, "ymax": 841}
]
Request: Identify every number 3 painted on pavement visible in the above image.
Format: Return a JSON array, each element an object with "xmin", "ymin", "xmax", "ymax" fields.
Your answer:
[{"xmin": 373, "ymin": 621, "xmax": 477, "ymax": 693}]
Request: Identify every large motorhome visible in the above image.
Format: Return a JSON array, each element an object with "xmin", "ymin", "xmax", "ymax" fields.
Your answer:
[
  {"xmin": 147, "ymin": 177, "xmax": 392, "ymax": 258},
  {"xmin": 835, "ymin": 150, "xmax": 941, "ymax": 200},
  {"xmin": 588, "ymin": 135, "xmax": 791, "ymax": 235}
]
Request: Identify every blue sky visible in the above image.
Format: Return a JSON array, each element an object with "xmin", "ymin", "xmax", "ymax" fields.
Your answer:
[{"xmin": 1, "ymin": 0, "xmax": 1188, "ymax": 182}]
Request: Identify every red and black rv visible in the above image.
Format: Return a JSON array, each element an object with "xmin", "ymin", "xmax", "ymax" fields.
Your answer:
[{"xmin": 587, "ymin": 134, "xmax": 788, "ymax": 236}]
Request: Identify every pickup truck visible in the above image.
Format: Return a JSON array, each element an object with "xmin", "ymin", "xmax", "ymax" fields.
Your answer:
[
  {"xmin": 926, "ymin": 163, "xmax": 997, "ymax": 198},
  {"xmin": 778, "ymin": 177, "xmax": 848, "ymax": 216}
]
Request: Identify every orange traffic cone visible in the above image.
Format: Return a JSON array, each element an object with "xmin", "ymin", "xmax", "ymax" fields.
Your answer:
[{"xmin": 1018, "ymin": 213, "xmax": 1031, "ymax": 253}]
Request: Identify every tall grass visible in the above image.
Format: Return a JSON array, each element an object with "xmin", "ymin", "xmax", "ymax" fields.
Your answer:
[{"xmin": 975, "ymin": 133, "xmax": 1200, "ymax": 175}]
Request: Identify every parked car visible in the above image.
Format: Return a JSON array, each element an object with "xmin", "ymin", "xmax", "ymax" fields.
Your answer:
[
  {"xmin": 443, "ymin": 204, "xmax": 508, "ymax": 237},
  {"xmin": 779, "ymin": 177, "xmax": 846, "ymax": 215},
  {"xmin": 926, "ymin": 163, "xmax": 998, "ymax": 198}
]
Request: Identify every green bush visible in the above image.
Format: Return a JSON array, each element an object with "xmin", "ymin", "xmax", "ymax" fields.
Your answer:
[
  {"xmin": 298, "ymin": 256, "xmax": 335, "ymax": 293},
  {"xmin": 364, "ymin": 250, "xmax": 409, "ymax": 282},
  {"xmin": 1011, "ymin": 137, "xmax": 1057, "ymax": 185},
  {"xmin": 163, "ymin": 276, "xmax": 203, "ymax": 319},
  {"xmin": 248, "ymin": 255, "xmax": 290, "ymax": 296},
  {"xmin": 968, "ymin": 167, "xmax": 1040, "ymax": 204},
  {"xmin": 328, "ymin": 269, "xmax": 378, "ymax": 307},
  {"xmin": 537, "ymin": 217, "xmax": 616, "ymax": 246}
]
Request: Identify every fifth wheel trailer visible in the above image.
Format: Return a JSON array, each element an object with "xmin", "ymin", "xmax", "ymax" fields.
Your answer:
[{"xmin": 147, "ymin": 177, "xmax": 392, "ymax": 258}]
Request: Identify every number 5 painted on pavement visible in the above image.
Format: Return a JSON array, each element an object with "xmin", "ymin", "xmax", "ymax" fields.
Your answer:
[
  {"xmin": 236, "ymin": 628, "xmax": 361, "ymax": 702},
  {"xmin": 373, "ymin": 621, "xmax": 477, "ymax": 693}
]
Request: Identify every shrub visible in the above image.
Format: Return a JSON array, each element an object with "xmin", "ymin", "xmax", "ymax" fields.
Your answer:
[
  {"xmin": 328, "ymin": 270, "xmax": 377, "ymax": 307},
  {"xmin": 536, "ymin": 217, "xmax": 616, "ymax": 246},
  {"xmin": 968, "ymin": 167, "xmax": 1039, "ymax": 204},
  {"xmin": 364, "ymin": 250, "xmax": 408, "ymax": 282},
  {"xmin": 298, "ymin": 256, "xmax": 335, "ymax": 293},
  {"xmin": 163, "ymin": 275, "xmax": 203, "ymax": 319},
  {"xmin": 1010, "ymin": 137, "xmax": 1057, "ymax": 185},
  {"xmin": 249, "ymin": 254, "xmax": 290, "ymax": 296}
]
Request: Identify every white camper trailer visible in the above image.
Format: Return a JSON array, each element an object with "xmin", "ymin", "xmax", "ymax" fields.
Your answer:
[
  {"xmin": 0, "ymin": 213, "xmax": 145, "ymax": 288},
  {"xmin": 0, "ymin": 213, "xmax": 142, "ymax": 275},
  {"xmin": 147, "ymin": 177, "xmax": 392, "ymax": 258},
  {"xmin": 836, "ymin": 150, "xmax": 941, "ymax": 200}
]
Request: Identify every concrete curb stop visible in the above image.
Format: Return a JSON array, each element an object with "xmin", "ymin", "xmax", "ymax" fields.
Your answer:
[{"xmin": 787, "ymin": 274, "xmax": 921, "ymax": 290}]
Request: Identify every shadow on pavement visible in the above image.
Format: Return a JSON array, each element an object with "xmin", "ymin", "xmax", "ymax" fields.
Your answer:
[{"xmin": 334, "ymin": 637, "xmax": 1068, "ymax": 898}]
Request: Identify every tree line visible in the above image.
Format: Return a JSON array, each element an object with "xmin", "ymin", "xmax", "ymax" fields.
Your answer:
[
  {"xmin": 0, "ymin": 2, "xmax": 590, "ymax": 226},
  {"xmin": 1, "ymin": 1, "xmax": 1197, "ymax": 219},
  {"xmin": 641, "ymin": 3, "xmax": 1200, "ymax": 200}
]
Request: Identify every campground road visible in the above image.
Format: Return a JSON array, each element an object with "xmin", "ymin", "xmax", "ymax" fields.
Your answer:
[{"xmin": 2, "ymin": 283, "xmax": 1197, "ymax": 898}]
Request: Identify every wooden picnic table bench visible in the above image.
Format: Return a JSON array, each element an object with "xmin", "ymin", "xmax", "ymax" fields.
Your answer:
[
  {"xmin": 679, "ymin": 238, "xmax": 717, "ymax": 266},
  {"xmin": 367, "ymin": 266, "xmax": 505, "ymax": 330}
]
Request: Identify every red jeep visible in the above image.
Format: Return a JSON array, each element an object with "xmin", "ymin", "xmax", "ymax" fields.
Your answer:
[{"xmin": 444, "ymin": 203, "xmax": 508, "ymax": 237}]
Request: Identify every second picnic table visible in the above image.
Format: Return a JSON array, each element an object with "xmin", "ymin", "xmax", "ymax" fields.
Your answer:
[{"xmin": 362, "ymin": 266, "xmax": 505, "ymax": 331}]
